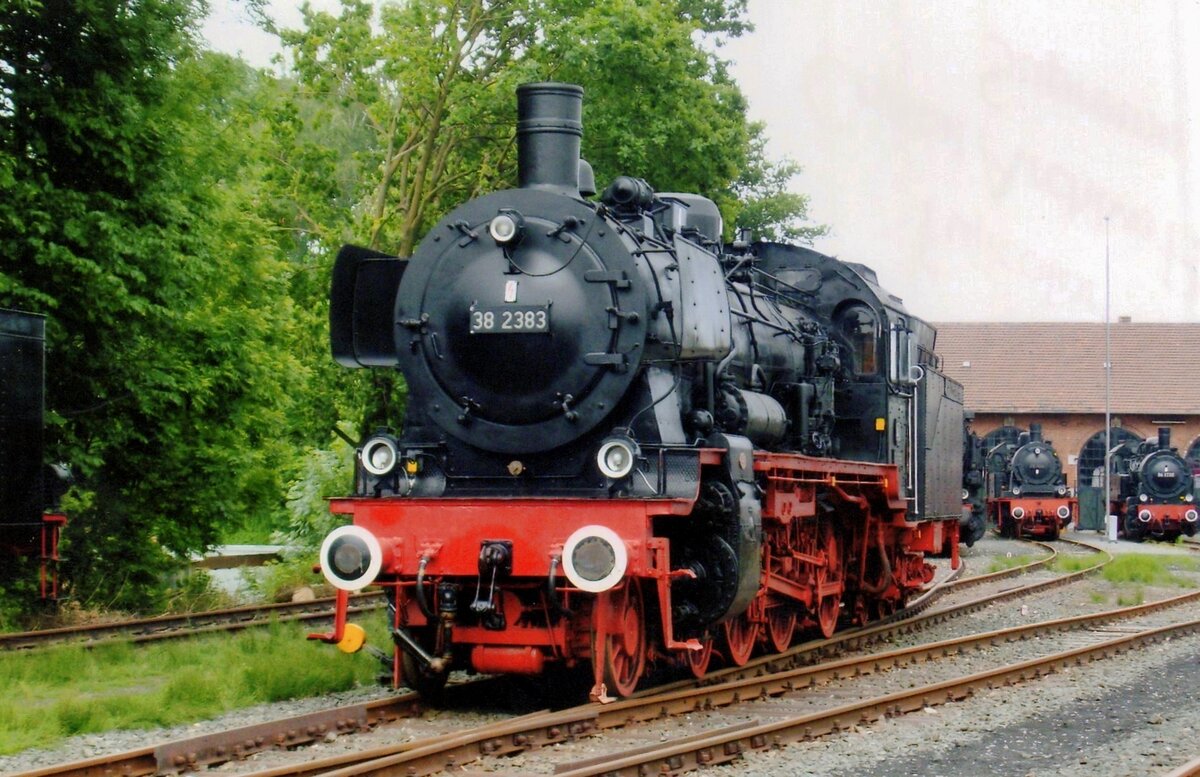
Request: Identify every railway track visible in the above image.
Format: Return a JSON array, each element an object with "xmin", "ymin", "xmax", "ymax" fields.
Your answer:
[
  {"xmin": 18, "ymin": 536, "xmax": 1112, "ymax": 777},
  {"xmin": 252, "ymin": 577, "xmax": 1200, "ymax": 776},
  {"xmin": 546, "ymin": 598, "xmax": 1200, "ymax": 777},
  {"xmin": 0, "ymin": 592, "xmax": 386, "ymax": 651}
]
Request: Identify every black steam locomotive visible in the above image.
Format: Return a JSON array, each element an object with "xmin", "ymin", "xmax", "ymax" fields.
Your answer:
[
  {"xmin": 960, "ymin": 419, "xmax": 987, "ymax": 546},
  {"xmin": 984, "ymin": 424, "xmax": 1075, "ymax": 539},
  {"xmin": 311, "ymin": 83, "xmax": 963, "ymax": 701},
  {"xmin": 0, "ymin": 309, "xmax": 68, "ymax": 600},
  {"xmin": 1109, "ymin": 428, "xmax": 1198, "ymax": 542}
]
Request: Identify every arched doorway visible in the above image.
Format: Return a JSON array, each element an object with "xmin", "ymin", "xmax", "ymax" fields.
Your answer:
[
  {"xmin": 1075, "ymin": 428, "xmax": 1143, "ymax": 531},
  {"xmin": 1077, "ymin": 428, "xmax": 1142, "ymax": 487}
]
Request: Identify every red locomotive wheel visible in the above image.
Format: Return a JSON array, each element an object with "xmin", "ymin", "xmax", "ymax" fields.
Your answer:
[
  {"xmin": 816, "ymin": 525, "xmax": 843, "ymax": 639},
  {"xmin": 685, "ymin": 636, "xmax": 714, "ymax": 678},
  {"xmin": 766, "ymin": 606, "xmax": 797, "ymax": 653},
  {"xmin": 596, "ymin": 582, "xmax": 647, "ymax": 698},
  {"xmin": 722, "ymin": 610, "xmax": 758, "ymax": 666}
]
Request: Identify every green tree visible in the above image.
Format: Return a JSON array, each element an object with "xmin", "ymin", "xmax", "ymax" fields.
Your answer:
[
  {"xmin": 269, "ymin": 0, "xmax": 543, "ymax": 434},
  {"xmin": 728, "ymin": 128, "xmax": 829, "ymax": 244},
  {"xmin": 1, "ymin": 2, "xmax": 300, "ymax": 609},
  {"xmin": 534, "ymin": 0, "xmax": 749, "ymax": 206}
]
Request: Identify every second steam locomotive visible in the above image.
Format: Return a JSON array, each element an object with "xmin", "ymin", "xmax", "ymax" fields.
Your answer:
[
  {"xmin": 1109, "ymin": 428, "xmax": 1198, "ymax": 542},
  {"xmin": 311, "ymin": 83, "xmax": 963, "ymax": 701},
  {"xmin": 983, "ymin": 424, "xmax": 1076, "ymax": 540}
]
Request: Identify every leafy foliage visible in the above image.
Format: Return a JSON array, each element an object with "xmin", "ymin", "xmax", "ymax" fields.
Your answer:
[
  {"xmin": 0, "ymin": 0, "xmax": 825, "ymax": 617},
  {"xmin": 1, "ymin": 2, "xmax": 301, "ymax": 609}
]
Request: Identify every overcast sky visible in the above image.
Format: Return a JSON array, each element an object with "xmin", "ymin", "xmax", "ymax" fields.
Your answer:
[{"xmin": 203, "ymin": 0, "xmax": 1200, "ymax": 323}]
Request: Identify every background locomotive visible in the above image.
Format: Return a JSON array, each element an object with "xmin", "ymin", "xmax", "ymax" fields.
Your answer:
[
  {"xmin": 0, "ymin": 309, "xmax": 68, "ymax": 602},
  {"xmin": 1108, "ymin": 428, "xmax": 1198, "ymax": 542},
  {"xmin": 960, "ymin": 417, "xmax": 987, "ymax": 546},
  {"xmin": 984, "ymin": 423, "xmax": 1075, "ymax": 540},
  {"xmin": 311, "ymin": 83, "xmax": 963, "ymax": 701}
]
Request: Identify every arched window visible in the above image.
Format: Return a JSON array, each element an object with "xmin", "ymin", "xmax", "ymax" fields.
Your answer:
[
  {"xmin": 1077, "ymin": 428, "xmax": 1141, "ymax": 486},
  {"xmin": 980, "ymin": 426, "xmax": 1024, "ymax": 489},
  {"xmin": 982, "ymin": 426, "xmax": 1023, "ymax": 452},
  {"xmin": 1186, "ymin": 436, "xmax": 1200, "ymax": 468},
  {"xmin": 837, "ymin": 306, "xmax": 877, "ymax": 375}
]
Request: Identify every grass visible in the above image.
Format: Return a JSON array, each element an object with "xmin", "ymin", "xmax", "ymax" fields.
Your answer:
[
  {"xmin": 1099, "ymin": 553, "xmax": 1200, "ymax": 587},
  {"xmin": 1077, "ymin": 553, "xmax": 1200, "ymax": 608},
  {"xmin": 0, "ymin": 611, "xmax": 388, "ymax": 755},
  {"xmin": 1049, "ymin": 555, "xmax": 1107, "ymax": 574},
  {"xmin": 1116, "ymin": 588, "xmax": 1146, "ymax": 607},
  {"xmin": 985, "ymin": 553, "xmax": 1042, "ymax": 574}
]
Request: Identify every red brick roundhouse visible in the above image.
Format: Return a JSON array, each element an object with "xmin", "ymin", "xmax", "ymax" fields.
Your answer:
[{"xmin": 935, "ymin": 320, "xmax": 1200, "ymax": 493}]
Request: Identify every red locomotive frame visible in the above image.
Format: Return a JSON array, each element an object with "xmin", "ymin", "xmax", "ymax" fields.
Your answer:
[
  {"xmin": 1112, "ymin": 500, "xmax": 1199, "ymax": 542},
  {"xmin": 312, "ymin": 448, "xmax": 958, "ymax": 700},
  {"xmin": 988, "ymin": 496, "xmax": 1076, "ymax": 540}
]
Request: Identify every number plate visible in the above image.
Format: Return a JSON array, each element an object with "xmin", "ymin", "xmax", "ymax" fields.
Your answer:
[{"xmin": 469, "ymin": 305, "xmax": 550, "ymax": 334}]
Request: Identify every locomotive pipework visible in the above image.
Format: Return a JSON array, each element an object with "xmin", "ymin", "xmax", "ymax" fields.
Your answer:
[{"xmin": 312, "ymin": 82, "xmax": 963, "ymax": 703}]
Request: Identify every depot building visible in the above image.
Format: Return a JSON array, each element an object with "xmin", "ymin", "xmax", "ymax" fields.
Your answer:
[{"xmin": 935, "ymin": 320, "xmax": 1200, "ymax": 490}]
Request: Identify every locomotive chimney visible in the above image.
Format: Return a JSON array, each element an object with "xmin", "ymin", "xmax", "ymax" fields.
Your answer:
[
  {"xmin": 516, "ymin": 82, "xmax": 583, "ymax": 195},
  {"xmin": 1159, "ymin": 427, "xmax": 1171, "ymax": 450},
  {"xmin": 1029, "ymin": 423, "xmax": 1043, "ymax": 443}
]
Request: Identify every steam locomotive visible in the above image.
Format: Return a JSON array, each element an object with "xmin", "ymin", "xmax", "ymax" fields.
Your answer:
[
  {"xmin": 984, "ymin": 424, "xmax": 1075, "ymax": 540},
  {"xmin": 1109, "ymin": 428, "xmax": 1198, "ymax": 542},
  {"xmin": 310, "ymin": 83, "xmax": 963, "ymax": 702},
  {"xmin": 0, "ymin": 309, "xmax": 68, "ymax": 601},
  {"xmin": 960, "ymin": 418, "xmax": 987, "ymax": 546}
]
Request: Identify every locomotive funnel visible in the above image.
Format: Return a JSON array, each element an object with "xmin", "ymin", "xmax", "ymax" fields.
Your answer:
[
  {"xmin": 517, "ymin": 82, "xmax": 583, "ymax": 194},
  {"xmin": 1029, "ymin": 423, "xmax": 1043, "ymax": 443},
  {"xmin": 1159, "ymin": 427, "xmax": 1171, "ymax": 450}
]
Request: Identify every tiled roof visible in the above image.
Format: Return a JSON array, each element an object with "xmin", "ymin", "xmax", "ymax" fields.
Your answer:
[{"xmin": 933, "ymin": 322, "xmax": 1200, "ymax": 415}]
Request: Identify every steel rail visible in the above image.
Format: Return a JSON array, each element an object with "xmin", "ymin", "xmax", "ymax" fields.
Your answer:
[
  {"xmin": 0, "ymin": 592, "xmax": 386, "ymax": 651},
  {"xmin": 13, "ymin": 693, "xmax": 425, "ymax": 777},
  {"xmin": 1167, "ymin": 753, "xmax": 1200, "ymax": 776},
  {"xmin": 552, "ymin": 613, "xmax": 1200, "ymax": 776}
]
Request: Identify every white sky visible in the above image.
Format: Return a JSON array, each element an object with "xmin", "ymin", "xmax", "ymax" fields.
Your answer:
[{"xmin": 203, "ymin": 0, "xmax": 1200, "ymax": 323}]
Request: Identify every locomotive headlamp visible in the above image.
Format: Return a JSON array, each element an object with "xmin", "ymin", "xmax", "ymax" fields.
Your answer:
[
  {"xmin": 1186, "ymin": 493, "xmax": 1195, "ymax": 503},
  {"xmin": 597, "ymin": 437, "xmax": 639, "ymax": 479},
  {"xmin": 489, "ymin": 211, "xmax": 525, "ymax": 245},
  {"xmin": 561, "ymin": 524, "xmax": 628, "ymax": 593},
  {"xmin": 961, "ymin": 489, "xmax": 970, "ymax": 501},
  {"xmin": 1012, "ymin": 487, "xmax": 1021, "ymax": 496},
  {"xmin": 319, "ymin": 525, "xmax": 386, "ymax": 591},
  {"xmin": 1186, "ymin": 509, "xmax": 1198, "ymax": 523},
  {"xmin": 1011, "ymin": 506, "xmax": 1026, "ymax": 520},
  {"xmin": 1138, "ymin": 509, "xmax": 1153, "ymax": 523},
  {"xmin": 361, "ymin": 435, "xmax": 399, "ymax": 476},
  {"xmin": 1056, "ymin": 505, "xmax": 1071, "ymax": 520},
  {"xmin": 1056, "ymin": 486, "xmax": 1067, "ymax": 496},
  {"xmin": 1139, "ymin": 493, "xmax": 1149, "ymax": 503}
]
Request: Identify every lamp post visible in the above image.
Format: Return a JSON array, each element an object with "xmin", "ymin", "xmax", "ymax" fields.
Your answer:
[{"xmin": 1103, "ymin": 216, "xmax": 1112, "ymax": 539}]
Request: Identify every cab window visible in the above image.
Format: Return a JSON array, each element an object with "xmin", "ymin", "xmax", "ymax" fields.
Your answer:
[{"xmin": 839, "ymin": 306, "xmax": 877, "ymax": 375}]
